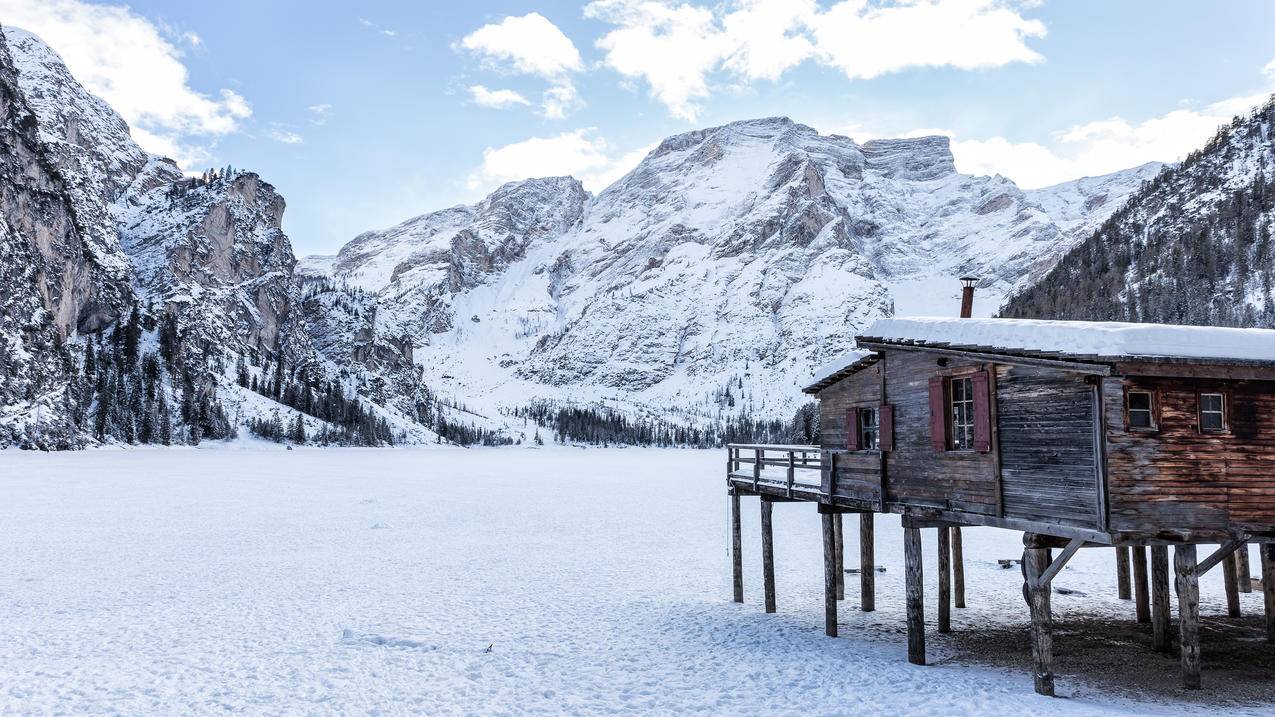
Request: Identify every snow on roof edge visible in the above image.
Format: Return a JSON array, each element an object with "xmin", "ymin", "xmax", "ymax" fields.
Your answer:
[
  {"xmin": 804, "ymin": 316, "xmax": 1275, "ymax": 394},
  {"xmin": 859, "ymin": 317, "xmax": 1275, "ymax": 363}
]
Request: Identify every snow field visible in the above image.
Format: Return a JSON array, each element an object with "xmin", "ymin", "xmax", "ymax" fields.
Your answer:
[{"xmin": 0, "ymin": 448, "xmax": 1269, "ymax": 715}]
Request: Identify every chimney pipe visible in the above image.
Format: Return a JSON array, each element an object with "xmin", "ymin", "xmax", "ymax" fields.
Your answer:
[{"xmin": 959, "ymin": 277, "xmax": 977, "ymax": 318}]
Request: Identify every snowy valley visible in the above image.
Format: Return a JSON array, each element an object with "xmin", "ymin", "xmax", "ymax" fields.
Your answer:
[{"xmin": 0, "ymin": 22, "xmax": 1200, "ymax": 450}]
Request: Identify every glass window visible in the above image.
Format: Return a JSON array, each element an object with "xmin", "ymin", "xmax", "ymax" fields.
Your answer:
[
  {"xmin": 1128, "ymin": 391, "xmax": 1154, "ymax": 429},
  {"xmin": 950, "ymin": 377, "xmax": 975, "ymax": 450},
  {"xmin": 859, "ymin": 407, "xmax": 879, "ymax": 450},
  {"xmin": 1200, "ymin": 393, "xmax": 1225, "ymax": 432}
]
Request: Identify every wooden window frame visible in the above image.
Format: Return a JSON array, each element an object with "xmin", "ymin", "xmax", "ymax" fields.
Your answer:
[
  {"xmin": 930, "ymin": 367, "xmax": 991, "ymax": 454},
  {"xmin": 949, "ymin": 375, "xmax": 976, "ymax": 451},
  {"xmin": 1197, "ymin": 391, "xmax": 1229, "ymax": 434},
  {"xmin": 858, "ymin": 405, "xmax": 880, "ymax": 452},
  {"xmin": 1123, "ymin": 387, "xmax": 1158, "ymax": 432}
]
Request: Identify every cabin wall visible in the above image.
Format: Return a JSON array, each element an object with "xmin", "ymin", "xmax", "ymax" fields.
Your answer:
[
  {"xmin": 881, "ymin": 351, "xmax": 997, "ymax": 515},
  {"xmin": 996, "ymin": 365, "xmax": 1100, "ymax": 528},
  {"xmin": 818, "ymin": 366, "xmax": 884, "ymax": 505},
  {"xmin": 1105, "ymin": 376, "xmax": 1275, "ymax": 535}
]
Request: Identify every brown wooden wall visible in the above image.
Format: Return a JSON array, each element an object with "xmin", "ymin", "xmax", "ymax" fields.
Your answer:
[
  {"xmin": 1104, "ymin": 376, "xmax": 1275, "ymax": 536},
  {"xmin": 996, "ymin": 365, "xmax": 1100, "ymax": 528},
  {"xmin": 881, "ymin": 351, "xmax": 998, "ymax": 515},
  {"xmin": 817, "ymin": 351, "xmax": 1102, "ymax": 531}
]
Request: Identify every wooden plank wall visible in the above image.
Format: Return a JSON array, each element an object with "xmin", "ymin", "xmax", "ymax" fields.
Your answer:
[
  {"xmin": 996, "ymin": 365, "xmax": 1100, "ymax": 529},
  {"xmin": 819, "ymin": 364, "xmax": 883, "ymax": 504},
  {"xmin": 1105, "ymin": 377, "xmax": 1275, "ymax": 533},
  {"xmin": 882, "ymin": 352, "xmax": 997, "ymax": 515}
]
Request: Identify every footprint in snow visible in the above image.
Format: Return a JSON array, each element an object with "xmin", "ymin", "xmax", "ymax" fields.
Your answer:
[{"xmin": 369, "ymin": 523, "xmax": 390, "ymax": 530}]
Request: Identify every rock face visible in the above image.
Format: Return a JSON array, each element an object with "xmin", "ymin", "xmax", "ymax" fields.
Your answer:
[
  {"xmin": 119, "ymin": 171, "xmax": 311, "ymax": 364},
  {"xmin": 324, "ymin": 116, "xmax": 1158, "ymax": 422},
  {"xmin": 0, "ymin": 28, "xmax": 92, "ymax": 444}
]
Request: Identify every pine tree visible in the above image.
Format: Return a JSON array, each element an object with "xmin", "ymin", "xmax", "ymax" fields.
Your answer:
[{"xmin": 291, "ymin": 413, "xmax": 306, "ymax": 444}]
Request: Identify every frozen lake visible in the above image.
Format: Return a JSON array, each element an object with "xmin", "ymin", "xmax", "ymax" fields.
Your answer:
[{"xmin": 0, "ymin": 447, "xmax": 1270, "ymax": 715}]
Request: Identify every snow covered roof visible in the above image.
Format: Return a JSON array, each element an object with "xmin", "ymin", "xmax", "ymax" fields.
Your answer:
[{"xmin": 804, "ymin": 317, "xmax": 1275, "ymax": 393}]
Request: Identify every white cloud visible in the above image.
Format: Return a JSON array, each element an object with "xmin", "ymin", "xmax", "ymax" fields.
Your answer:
[
  {"xmin": 469, "ymin": 85, "xmax": 532, "ymax": 110},
  {"xmin": 468, "ymin": 130, "xmax": 653, "ymax": 193},
  {"xmin": 459, "ymin": 13, "xmax": 584, "ymax": 119},
  {"xmin": 0, "ymin": 0, "xmax": 251, "ymax": 169},
  {"xmin": 307, "ymin": 103, "xmax": 332, "ymax": 126},
  {"xmin": 267, "ymin": 128, "xmax": 304, "ymax": 145},
  {"xmin": 539, "ymin": 83, "xmax": 581, "ymax": 119},
  {"xmin": 949, "ymin": 93, "xmax": 1268, "ymax": 188},
  {"xmin": 584, "ymin": 0, "xmax": 1044, "ymax": 121},
  {"xmin": 811, "ymin": 0, "xmax": 1044, "ymax": 80},
  {"xmin": 1264, "ymin": 58, "xmax": 1275, "ymax": 77},
  {"xmin": 460, "ymin": 13, "xmax": 583, "ymax": 77}
]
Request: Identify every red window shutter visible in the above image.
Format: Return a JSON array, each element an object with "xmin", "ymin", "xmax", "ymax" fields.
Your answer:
[
  {"xmin": 846, "ymin": 408, "xmax": 859, "ymax": 451},
  {"xmin": 879, "ymin": 404, "xmax": 894, "ymax": 451},
  {"xmin": 928, "ymin": 376, "xmax": 946, "ymax": 452},
  {"xmin": 972, "ymin": 370, "xmax": 992, "ymax": 453}
]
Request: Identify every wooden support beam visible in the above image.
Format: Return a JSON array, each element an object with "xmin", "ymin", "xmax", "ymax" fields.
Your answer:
[
  {"xmin": 731, "ymin": 491, "xmax": 743, "ymax": 604},
  {"xmin": 937, "ymin": 527, "xmax": 952, "ymax": 634},
  {"xmin": 1132, "ymin": 547, "xmax": 1150, "ymax": 624},
  {"xmin": 761, "ymin": 498, "xmax": 776, "ymax": 614},
  {"xmin": 1223, "ymin": 551, "xmax": 1242, "ymax": 618},
  {"xmin": 834, "ymin": 513, "xmax": 845, "ymax": 601},
  {"xmin": 860, "ymin": 512, "xmax": 875, "ymax": 612},
  {"xmin": 822, "ymin": 511, "xmax": 838, "ymax": 637},
  {"xmin": 1196, "ymin": 539, "xmax": 1245, "ymax": 576},
  {"xmin": 1116, "ymin": 546, "xmax": 1132, "ymax": 600},
  {"xmin": 1150, "ymin": 546, "xmax": 1171, "ymax": 653},
  {"xmin": 1263, "ymin": 544, "xmax": 1275, "ymax": 644},
  {"xmin": 1024, "ymin": 546, "xmax": 1055, "ymax": 697},
  {"xmin": 1174, "ymin": 545, "xmax": 1201, "ymax": 690},
  {"xmin": 904, "ymin": 526, "xmax": 925, "ymax": 665},
  {"xmin": 1238, "ymin": 545, "xmax": 1253, "ymax": 594},
  {"xmin": 1031, "ymin": 537, "xmax": 1083, "ymax": 588},
  {"xmin": 952, "ymin": 527, "xmax": 966, "ymax": 609}
]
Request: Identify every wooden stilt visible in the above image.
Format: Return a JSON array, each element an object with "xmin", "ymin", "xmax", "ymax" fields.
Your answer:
[
  {"xmin": 1150, "ymin": 545, "xmax": 1171, "ymax": 653},
  {"xmin": 1238, "ymin": 544, "xmax": 1252, "ymax": 594},
  {"xmin": 822, "ymin": 511, "xmax": 838, "ymax": 637},
  {"xmin": 937, "ymin": 526, "xmax": 952, "ymax": 634},
  {"xmin": 834, "ymin": 513, "xmax": 845, "ymax": 601},
  {"xmin": 1115, "ymin": 546, "xmax": 1132, "ymax": 600},
  {"xmin": 860, "ymin": 512, "xmax": 875, "ymax": 612},
  {"xmin": 1223, "ymin": 550, "xmax": 1242, "ymax": 617},
  {"xmin": 904, "ymin": 526, "xmax": 926, "ymax": 665},
  {"xmin": 1024, "ymin": 545, "xmax": 1055, "ymax": 697},
  {"xmin": 1174, "ymin": 544, "xmax": 1201, "ymax": 690},
  {"xmin": 731, "ymin": 491, "xmax": 743, "ymax": 603},
  {"xmin": 952, "ymin": 526, "xmax": 966, "ymax": 609},
  {"xmin": 760, "ymin": 498, "xmax": 776, "ymax": 614},
  {"xmin": 1263, "ymin": 543, "xmax": 1275, "ymax": 644},
  {"xmin": 1132, "ymin": 546, "xmax": 1150, "ymax": 623}
]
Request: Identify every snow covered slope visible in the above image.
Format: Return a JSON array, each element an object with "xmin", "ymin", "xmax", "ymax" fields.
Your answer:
[
  {"xmin": 323, "ymin": 118, "xmax": 1158, "ymax": 422},
  {"xmin": 1004, "ymin": 96, "xmax": 1275, "ymax": 328}
]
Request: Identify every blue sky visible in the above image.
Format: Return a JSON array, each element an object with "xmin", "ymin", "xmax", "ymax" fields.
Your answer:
[{"xmin": 6, "ymin": 1, "xmax": 1275, "ymax": 256}]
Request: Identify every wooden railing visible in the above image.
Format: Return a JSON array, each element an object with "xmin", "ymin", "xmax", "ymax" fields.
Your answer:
[{"xmin": 726, "ymin": 443, "xmax": 825, "ymax": 498}]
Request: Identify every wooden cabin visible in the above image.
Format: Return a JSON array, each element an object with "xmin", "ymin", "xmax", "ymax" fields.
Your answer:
[{"xmin": 725, "ymin": 303, "xmax": 1275, "ymax": 696}]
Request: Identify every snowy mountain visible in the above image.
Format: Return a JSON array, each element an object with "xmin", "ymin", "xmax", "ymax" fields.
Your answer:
[
  {"xmin": 0, "ymin": 22, "xmax": 1175, "ymax": 449},
  {"xmin": 1004, "ymin": 96, "xmax": 1275, "ymax": 327},
  {"xmin": 319, "ymin": 117, "xmax": 1160, "ymax": 425},
  {"xmin": 0, "ymin": 26, "xmax": 443, "ymax": 448}
]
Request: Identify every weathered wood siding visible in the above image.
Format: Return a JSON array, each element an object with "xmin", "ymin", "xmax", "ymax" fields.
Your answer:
[
  {"xmin": 819, "ymin": 363, "xmax": 883, "ymax": 505},
  {"xmin": 996, "ymin": 365, "xmax": 1100, "ymax": 528},
  {"xmin": 882, "ymin": 351, "xmax": 997, "ymax": 515},
  {"xmin": 818, "ymin": 364, "xmax": 881, "ymax": 449},
  {"xmin": 1105, "ymin": 376, "xmax": 1275, "ymax": 535}
]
